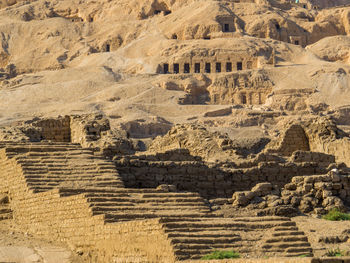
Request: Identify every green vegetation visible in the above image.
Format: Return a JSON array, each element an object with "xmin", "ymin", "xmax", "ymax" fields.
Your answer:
[
  {"xmin": 325, "ymin": 248, "xmax": 345, "ymax": 257},
  {"xmin": 322, "ymin": 208, "xmax": 350, "ymax": 221},
  {"xmin": 201, "ymin": 250, "xmax": 240, "ymax": 260},
  {"xmin": 298, "ymin": 254, "xmax": 312, "ymax": 258}
]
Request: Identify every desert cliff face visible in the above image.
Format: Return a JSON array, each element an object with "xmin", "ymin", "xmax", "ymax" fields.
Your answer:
[
  {"xmin": 0, "ymin": 0, "xmax": 350, "ymax": 262},
  {"xmin": 0, "ymin": 0, "xmax": 348, "ymax": 158}
]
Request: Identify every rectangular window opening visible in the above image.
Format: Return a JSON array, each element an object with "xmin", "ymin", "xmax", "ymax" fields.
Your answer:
[
  {"xmin": 226, "ymin": 62, "xmax": 232, "ymax": 72},
  {"xmin": 173, "ymin": 63, "xmax": 179, "ymax": 74},
  {"xmin": 163, "ymin": 64, "xmax": 169, "ymax": 74},
  {"xmin": 242, "ymin": 94, "xmax": 247, "ymax": 104},
  {"xmin": 195, "ymin": 63, "xmax": 200, "ymax": 73},
  {"xmin": 205, "ymin": 63, "xmax": 211, "ymax": 73},
  {"xmin": 216, "ymin": 63, "xmax": 221, "ymax": 73},
  {"xmin": 184, "ymin": 63, "xmax": 190, "ymax": 73},
  {"xmin": 237, "ymin": 62, "xmax": 243, "ymax": 71}
]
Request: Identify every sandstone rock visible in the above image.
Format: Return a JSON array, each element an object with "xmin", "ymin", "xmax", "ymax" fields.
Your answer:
[
  {"xmin": 232, "ymin": 192, "xmax": 249, "ymax": 206},
  {"xmin": 318, "ymin": 235, "xmax": 348, "ymax": 244},
  {"xmin": 299, "ymin": 197, "xmax": 313, "ymax": 213},
  {"xmin": 323, "ymin": 196, "xmax": 345, "ymax": 211},
  {"xmin": 322, "ymin": 190, "xmax": 333, "ymax": 199},
  {"xmin": 284, "ymin": 183, "xmax": 297, "ymax": 191},
  {"xmin": 251, "ymin": 182, "xmax": 273, "ymax": 196}
]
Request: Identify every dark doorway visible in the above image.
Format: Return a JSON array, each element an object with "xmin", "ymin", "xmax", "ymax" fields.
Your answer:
[
  {"xmin": 224, "ymin": 24, "xmax": 230, "ymax": 32},
  {"xmin": 172, "ymin": 34, "xmax": 177, "ymax": 39},
  {"xmin": 195, "ymin": 63, "xmax": 200, "ymax": 73},
  {"xmin": 204, "ymin": 36, "xmax": 211, "ymax": 40},
  {"xmin": 216, "ymin": 63, "xmax": 221, "ymax": 73},
  {"xmin": 237, "ymin": 62, "xmax": 243, "ymax": 71},
  {"xmin": 205, "ymin": 63, "xmax": 211, "ymax": 73},
  {"xmin": 106, "ymin": 44, "xmax": 110, "ymax": 52},
  {"xmin": 163, "ymin": 64, "xmax": 169, "ymax": 74},
  {"xmin": 89, "ymin": 17, "xmax": 94, "ymax": 22},
  {"xmin": 295, "ymin": 40, "xmax": 299, "ymax": 45},
  {"xmin": 154, "ymin": 10, "xmax": 161, "ymax": 15},
  {"xmin": 242, "ymin": 94, "xmax": 247, "ymax": 104},
  {"xmin": 184, "ymin": 63, "xmax": 190, "ymax": 73},
  {"xmin": 226, "ymin": 62, "xmax": 232, "ymax": 72},
  {"xmin": 164, "ymin": 10, "xmax": 171, "ymax": 16},
  {"xmin": 173, "ymin": 64, "xmax": 179, "ymax": 74},
  {"xmin": 275, "ymin": 24, "xmax": 280, "ymax": 30},
  {"xmin": 303, "ymin": 4, "xmax": 306, "ymax": 8}
]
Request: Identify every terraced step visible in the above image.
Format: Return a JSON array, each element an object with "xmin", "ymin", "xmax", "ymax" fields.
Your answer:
[
  {"xmin": 160, "ymin": 217, "xmax": 311, "ymax": 260},
  {"xmin": 167, "ymin": 232, "xmax": 241, "ymax": 238},
  {"xmin": 103, "ymin": 213, "xmax": 212, "ymax": 223},
  {"xmin": 262, "ymin": 241, "xmax": 310, "ymax": 249},
  {"xmin": 90, "ymin": 206, "xmax": 210, "ymax": 213},
  {"xmin": 3, "ymin": 143, "xmax": 125, "ymax": 193},
  {"xmin": 86, "ymin": 196, "xmax": 205, "ymax": 203},
  {"xmin": 265, "ymin": 236, "xmax": 308, "ymax": 243},
  {"xmin": 162, "ymin": 220, "xmax": 295, "ymax": 230},
  {"xmin": 272, "ymin": 231, "xmax": 305, "ymax": 237},
  {"xmin": 173, "ymin": 242, "xmax": 242, "ymax": 250},
  {"xmin": 261, "ymin": 225, "xmax": 313, "ymax": 257},
  {"xmin": 170, "ymin": 236, "xmax": 242, "ymax": 244},
  {"xmin": 274, "ymin": 226, "xmax": 299, "ymax": 231},
  {"xmin": 232, "ymin": 216, "xmax": 290, "ymax": 222}
]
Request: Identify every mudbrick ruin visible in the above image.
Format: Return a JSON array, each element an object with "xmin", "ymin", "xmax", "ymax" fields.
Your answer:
[{"xmin": 1, "ymin": 0, "xmax": 350, "ymax": 262}]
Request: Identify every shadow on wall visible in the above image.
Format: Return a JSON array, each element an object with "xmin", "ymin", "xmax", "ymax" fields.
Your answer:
[{"xmin": 120, "ymin": 119, "xmax": 172, "ymax": 139}]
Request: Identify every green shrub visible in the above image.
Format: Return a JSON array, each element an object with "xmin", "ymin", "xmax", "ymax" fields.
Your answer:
[
  {"xmin": 322, "ymin": 208, "xmax": 350, "ymax": 221},
  {"xmin": 325, "ymin": 248, "xmax": 344, "ymax": 257},
  {"xmin": 201, "ymin": 250, "xmax": 240, "ymax": 260}
]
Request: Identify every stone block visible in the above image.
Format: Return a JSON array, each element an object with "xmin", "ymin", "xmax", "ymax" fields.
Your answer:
[
  {"xmin": 291, "ymin": 176, "xmax": 304, "ymax": 184},
  {"xmin": 252, "ymin": 183, "xmax": 273, "ymax": 193},
  {"xmin": 322, "ymin": 190, "xmax": 333, "ymax": 199},
  {"xmin": 331, "ymin": 172, "xmax": 341, "ymax": 182},
  {"xmin": 304, "ymin": 176, "xmax": 314, "ymax": 184},
  {"xmin": 332, "ymin": 183, "xmax": 342, "ymax": 190},
  {"xmin": 284, "ymin": 183, "xmax": 297, "ymax": 190}
]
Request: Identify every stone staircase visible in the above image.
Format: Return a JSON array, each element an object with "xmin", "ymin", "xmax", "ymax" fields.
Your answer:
[
  {"xmin": 59, "ymin": 188, "xmax": 212, "ymax": 222},
  {"xmin": 261, "ymin": 225, "xmax": 313, "ymax": 257},
  {"xmin": 0, "ymin": 142, "xmax": 124, "ymax": 192},
  {"xmin": 161, "ymin": 216, "xmax": 310, "ymax": 260}
]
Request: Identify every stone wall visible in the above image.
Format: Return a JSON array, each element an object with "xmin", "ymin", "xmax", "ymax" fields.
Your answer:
[
  {"xmin": 309, "ymin": 138, "xmax": 350, "ymax": 168},
  {"xmin": 114, "ymin": 150, "xmax": 335, "ymax": 198},
  {"xmin": 70, "ymin": 114, "xmax": 110, "ymax": 146},
  {"xmin": 30, "ymin": 116, "xmax": 71, "ymax": 142}
]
